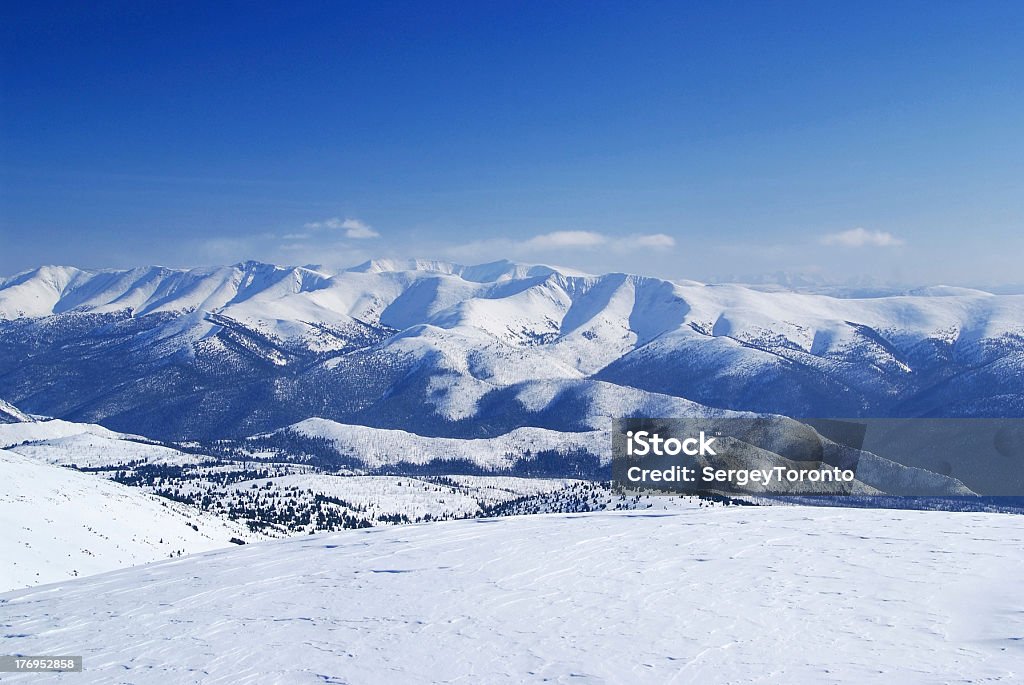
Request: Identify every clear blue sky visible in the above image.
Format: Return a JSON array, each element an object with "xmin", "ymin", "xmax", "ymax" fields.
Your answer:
[{"xmin": 2, "ymin": 1, "xmax": 1022, "ymax": 286}]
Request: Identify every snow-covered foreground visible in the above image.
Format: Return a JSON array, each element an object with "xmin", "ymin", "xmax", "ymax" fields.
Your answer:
[{"xmin": 2, "ymin": 508, "xmax": 1022, "ymax": 684}]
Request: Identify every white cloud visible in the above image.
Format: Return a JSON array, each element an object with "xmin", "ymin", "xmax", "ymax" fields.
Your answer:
[
  {"xmin": 442, "ymin": 230, "xmax": 676, "ymax": 261},
  {"xmin": 821, "ymin": 227, "xmax": 904, "ymax": 248},
  {"xmin": 632, "ymin": 233, "xmax": 676, "ymax": 249},
  {"xmin": 303, "ymin": 216, "xmax": 380, "ymax": 239},
  {"xmin": 519, "ymin": 230, "xmax": 676, "ymax": 252},
  {"xmin": 524, "ymin": 231, "xmax": 608, "ymax": 249},
  {"xmin": 338, "ymin": 218, "xmax": 380, "ymax": 239}
]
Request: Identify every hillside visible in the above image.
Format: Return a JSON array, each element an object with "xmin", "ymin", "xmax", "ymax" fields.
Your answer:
[
  {"xmin": 263, "ymin": 417, "xmax": 606, "ymax": 472},
  {"xmin": 0, "ymin": 448, "xmax": 260, "ymax": 591}
]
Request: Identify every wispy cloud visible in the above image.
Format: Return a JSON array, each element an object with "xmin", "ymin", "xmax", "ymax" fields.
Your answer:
[
  {"xmin": 523, "ymin": 230, "xmax": 608, "ymax": 249},
  {"xmin": 821, "ymin": 227, "xmax": 904, "ymax": 248},
  {"xmin": 339, "ymin": 218, "xmax": 380, "ymax": 239},
  {"xmin": 444, "ymin": 230, "xmax": 675, "ymax": 261},
  {"xmin": 303, "ymin": 216, "xmax": 381, "ymax": 239},
  {"xmin": 633, "ymin": 233, "xmax": 676, "ymax": 249}
]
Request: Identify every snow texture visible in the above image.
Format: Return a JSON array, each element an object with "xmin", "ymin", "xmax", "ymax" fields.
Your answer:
[{"xmin": 1, "ymin": 508, "xmax": 1021, "ymax": 683}]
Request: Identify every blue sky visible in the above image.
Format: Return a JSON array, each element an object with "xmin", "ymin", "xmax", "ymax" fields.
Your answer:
[{"xmin": 2, "ymin": 1, "xmax": 1022, "ymax": 286}]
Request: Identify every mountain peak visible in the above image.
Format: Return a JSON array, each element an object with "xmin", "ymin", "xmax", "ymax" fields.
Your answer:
[{"xmin": 347, "ymin": 258, "xmax": 467, "ymax": 276}]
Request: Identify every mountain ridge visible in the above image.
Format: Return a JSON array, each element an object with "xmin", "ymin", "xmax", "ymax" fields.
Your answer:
[{"xmin": 1, "ymin": 259, "xmax": 1022, "ymax": 441}]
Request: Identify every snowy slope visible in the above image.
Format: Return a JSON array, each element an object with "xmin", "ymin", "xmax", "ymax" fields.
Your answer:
[
  {"xmin": 0, "ymin": 417, "xmax": 135, "ymax": 447},
  {"xmin": 0, "ymin": 449, "xmax": 260, "ymax": 591},
  {"xmin": 0, "ymin": 415, "xmax": 208, "ymax": 468},
  {"xmin": 1, "ymin": 508, "xmax": 1021, "ymax": 683},
  {"xmin": 3, "ymin": 431, "xmax": 207, "ymax": 468},
  {"xmin": 0, "ymin": 398, "xmax": 32, "ymax": 424}
]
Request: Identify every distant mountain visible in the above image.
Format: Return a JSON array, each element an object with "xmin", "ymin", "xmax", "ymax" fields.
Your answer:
[
  {"xmin": 1, "ymin": 259, "xmax": 1022, "ymax": 441},
  {"xmin": 253, "ymin": 417, "xmax": 607, "ymax": 477}
]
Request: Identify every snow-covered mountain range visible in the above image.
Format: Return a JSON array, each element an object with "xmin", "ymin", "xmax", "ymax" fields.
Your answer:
[{"xmin": 1, "ymin": 259, "xmax": 1022, "ymax": 442}]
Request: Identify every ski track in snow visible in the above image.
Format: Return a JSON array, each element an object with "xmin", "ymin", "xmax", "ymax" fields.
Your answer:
[{"xmin": 2, "ymin": 508, "xmax": 1022, "ymax": 684}]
